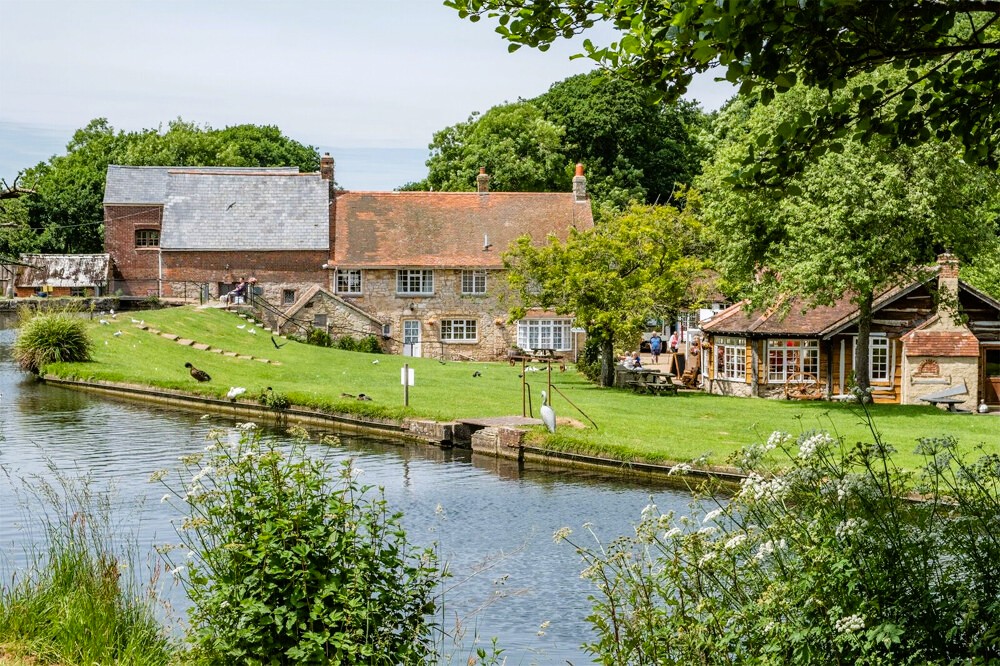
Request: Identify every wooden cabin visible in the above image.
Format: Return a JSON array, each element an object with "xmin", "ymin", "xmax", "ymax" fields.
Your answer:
[{"xmin": 700, "ymin": 254, "xmax": 1000, "ymax": 412}]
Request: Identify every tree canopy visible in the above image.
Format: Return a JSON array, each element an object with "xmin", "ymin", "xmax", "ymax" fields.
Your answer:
[
  {"xmin": 504, "ymin": 199, "xmax": 708, "ymax": 386},
  {"xmin": 446, "ymin": 0, "xmax": 1000, "ymax": 179},
  {"xmin": 1, "ymin": 118, "xmax": 319, "ymax": 255},
  {"xmin": 698, "ymin": 83, "xmax": 999, "ymax": 388},
  {"xmin": 415, "ymin": 71, "xmax": 706, "ymax": 207}
]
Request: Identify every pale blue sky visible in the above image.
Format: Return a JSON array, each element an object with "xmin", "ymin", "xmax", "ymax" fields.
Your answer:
[{"xmin": 0, "ymin": 0, "xmax": 734, "ymax": 190}]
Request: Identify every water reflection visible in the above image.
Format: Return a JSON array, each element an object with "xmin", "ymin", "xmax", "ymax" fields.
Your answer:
[{"xmin": 0, "ymin": 326, "xmax": 694, "ymax": 664}]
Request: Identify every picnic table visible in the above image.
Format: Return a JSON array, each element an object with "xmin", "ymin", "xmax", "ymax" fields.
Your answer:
[
  {"xmin": 920, "ymin": 396, "xmax": 965, "ymax": 412},
  {"xmin": 508, "ymin": 348, "xmax": 567, "ymax": 371},
  {"xmin": 918, "ymin": 382, "xmax": 969, "ymax": 412},
  {"xmin": 618, "ymin": 367, "xmax": 678, "ymax": 395}
]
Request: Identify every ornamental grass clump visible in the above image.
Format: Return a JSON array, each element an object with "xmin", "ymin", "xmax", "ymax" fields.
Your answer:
[
  {"xmin": 156, "ymin": 425, "xmax": 442, "ymax": 664},
  {"xmin": 561, "ymin": 403, "xmax": 1000, "ymax": 665},
  {"xmin": 13, "ymin": 309, "xmax": 92, "ymax": 374}
]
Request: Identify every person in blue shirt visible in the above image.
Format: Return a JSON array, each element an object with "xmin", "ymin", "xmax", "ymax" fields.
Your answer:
[{"xmin": 649, "ymin": 332, "xmax": 663, "ymax": 363}]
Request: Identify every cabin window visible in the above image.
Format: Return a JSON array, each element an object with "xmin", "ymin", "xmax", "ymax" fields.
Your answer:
[
  {"xmin": 282, "ymin": 289, "xmax": 296, "ymax": 305},
  {"xmin": 335, "ymin": 269, "xmax": 362, "ymax": 295},
  {"xmin": 461, "ymin": 270, "xmax": 487, "ymax": 294},
  {"xmin": 135, "ymin": 229, "xmax": 159, "ymax": 248},
  {"xmin": 517, "ymin": 319, "xmax": 572, "ymax": 351},
  {"xmin": 70, "ymin": 287, "xmax": 87, "ymax": 297},
  {"xmin": 767, "ymin": 339, "xmax": 819, "ymax": 382},
  {"xmin": 396, "ymin": 269, "xmax": 434, "ymax": 295},
  {"xmin": 440, "ymin": 319, "xmax": 477, "ymax": 342},
  {"xmin": 313, "ymin": 313, "xmax": 328, "ymax": 329},
  {"xmin": 715, "ymin": 336, "xmax": 746, "ymax": 381},
  {"xmin": 870, "ymin": 336, "xmax": 889, "ymax": 381}
]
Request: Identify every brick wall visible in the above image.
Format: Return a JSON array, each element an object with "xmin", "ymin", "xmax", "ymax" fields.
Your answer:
[
  {"xmin": 104, "ymin": 205, "xmax": 162, "ymax": 294},
  {"xmin": 161, "ymin": 250, "xmax": 328, "ymax": 300}
]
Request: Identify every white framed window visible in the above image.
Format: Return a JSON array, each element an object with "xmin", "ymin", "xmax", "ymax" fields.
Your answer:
[
  {"xmin": 441, "ymin": 319, "xmax": 478, "ymax": 342},
  {"xmin": 335, "ymin": 269, "xmax": 362, "ymax": 295},
  {"xmin": 870, "ymin": 336, "xmax": 889, "ymax": 382},
  {"xmin": 461, "ymin": 270, "xmax": 487, "ymax": 294},
  {"xmin": 715, "ymin": 336, "xmax": 746, "ymax": 381},
  {"xmin": 397, "ymin": 269, "xmax": 434, "ymax": 295},
  {"xmin": 517, "ymin": 319, "xmax": 572, "ymax": 351},
  {"xmin": 767, "ymin": 339, "xmax": 819, "ymax": 382}
]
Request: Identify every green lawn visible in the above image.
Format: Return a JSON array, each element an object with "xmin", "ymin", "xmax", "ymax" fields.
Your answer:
[{"xmin": 46, "ymin": 305, "xmax": 1000, "ymax": 470}]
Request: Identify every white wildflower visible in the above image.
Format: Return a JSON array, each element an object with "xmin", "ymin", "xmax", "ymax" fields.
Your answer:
[
  {"xmin": 553, "ymin": 527, "xmax": 572, "ymax": 542},
  {"xmin": 641, "ymin": 502, "xmax": 658, "ymax": 519},
  {"xmin": 834, "ymin": 614, "xmax": 865, "ymax": 634},
  {"xmin": 169, "ymin": 565, "xmax": 185, "ymax": 577},
  {"xmin": 238, "ymin": 422, "xmax": 257, "ymax": 431},
  {"xmin": 835, "ymin": 518, "xmax": 866, "ymax": 539},
  {"xmin": 703, "ymin": 508, "xmax": 724, "ymax": 524},
  {"xmin": 798, "ymin": 432, "xmax": 834, "ymax": 459},
  {"xmin": 664, "ymin": 527, "xmax": 683, "ymax": 538},
  {"xmin": 766, "ymin": 431, "xmax": 791, "ymax": 449},
  {"xmin": 753, "ymin": 539, "xmax": 787, "ymax": 561},
  {"xmin": 160, "ymin": 494, "xmax": 170, "ymax": 504},
  {"xmin": 724, "ymin": 533, "xmax": 747, "ymax": 550},
  {"xmin": 668, "ymin": 462, "xmax": 692, "ymax": 476},
  {"xmin": 698, "ymin": 526, "xmax": 717, "ymax": 537},
  {"xmin": 698, "ymin": 551, "xmax": 717, "ymax": 566}
]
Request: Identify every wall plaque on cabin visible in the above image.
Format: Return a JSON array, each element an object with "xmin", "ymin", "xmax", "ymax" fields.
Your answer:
[{"xmin": 914, "ymin": 359, "xmax": 940, "ymax": 377}]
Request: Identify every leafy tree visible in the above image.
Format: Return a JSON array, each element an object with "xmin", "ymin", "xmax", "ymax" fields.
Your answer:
[
  {"xmin": 504, "ymin": 199, "xmax": 706, "ymax": 387},
  {"xmin": 963, "ymin": 235, "xmax": 1000, "ymax": 299},
  {"xmin": 561, "ymin": 413, "xmax": 1000, "ymax": 664},
  {"xmin": 16, "ymin": 118, "xmax": 320, "ymax": 254},
  {"xmin": 425, "ymin": 102, "xmax": 567, "ymax": 192},
  {"xmin": 421, "ymin": 73, "xmax": 706, "ymax": 206},
  {"xmin": 446, "ymin": 0, "xmax": 1000, "ymax": 177},
  {"xmin": 699, "ymin": 84, "xmax": 998, "ymax": 389},
  {"xmin": 536, "ymin": 71, "xmax": 706, "ymax": 206}
]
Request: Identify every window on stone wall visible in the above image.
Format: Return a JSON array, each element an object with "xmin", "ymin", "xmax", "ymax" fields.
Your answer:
[
  {"xmin": 461, "ymin": 270, "xmax": 487, "ymax": 294},
  {"xmin": 396, "ymin": 269, "xmax": 434, "ymax": 295},
  {"xmin": 440, "ymin": 319, "xmax": 478, "ymax": 342},
  {"xmin": 382, "ymin": 323, "xmax": 391, "ymax": 338},
  {"xmin": 135, "ymin": 229, "xmax": 160, "ymax": 248},
  {"xmin": 282, "ymin": 289, "xmax": 296, "ymax": 305},
  {"xmin": 335, "ymin": 269, "xmax": 362, "ymax": 294},
  {"xmin": 313, "ymin": 313, "xmax": 328, "ymax": 329}
]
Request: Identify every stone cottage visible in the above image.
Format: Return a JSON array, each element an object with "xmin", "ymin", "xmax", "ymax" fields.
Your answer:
[
  {"xmin": 699, "ymin": 254, "xmax": 1000, "ymax": 411},
  {"xmin": 15, "ymin": 254, "xmax": 110, "ymax": 298}
]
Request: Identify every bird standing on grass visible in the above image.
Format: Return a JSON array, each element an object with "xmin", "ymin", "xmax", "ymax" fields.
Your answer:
[
  {"xmin": 227, "ymin": 387, "xmax": 246, "ymax": 401},
  {"xmin": 184, "ymin": 362, "xmax": 211, "ymax": 382},
  {"xmin": 540, "ymin": 390, "xmax": 556, "ymax": 433}
]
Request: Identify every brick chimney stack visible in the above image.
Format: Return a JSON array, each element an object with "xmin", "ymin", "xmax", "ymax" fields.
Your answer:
[
  {"xmin": 477, "ymin": 167, "xmax": 490, "ymax": 193},
  {"xmin": 320, "ymin": 152, "xmax": 335, "ymax": 182},
  {"xmin": 572, "ymin": 163, "xmax": 587, "ymax": 202},
  {"xmin": 937, "ymin": 252, "xmax": 962, "ymax": 327}
]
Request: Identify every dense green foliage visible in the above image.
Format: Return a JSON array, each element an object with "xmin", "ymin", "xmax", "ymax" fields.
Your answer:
[
  {"xmin": 446, "ymin": 0, "xmax": 1000, "ymax": 179},
  {"xmin": 417, "ymin": 71, "xmax": 706, "ymax": 207},
  {"xmin": 157, "ymin": 427, "xmax": 441, "ymax": 664},
  {"xmin": 504, "ymin": 199, "xmax": 708, "ymax": 386},
  {"xmin": 2, "ymin": 118, "xmax": 320, "ymax": 254},
  {"xmin": 333, "ymin": 334, "xmax": 384, "ymax": 354},
  {"xmin": 562, "ymin": 404, "xmax": 1000, "ymax": 664},
  {"xmin": 13, "ymin": 309, "xmax": 93, "ymax": 373},
  {"xmin": 698, "ymin": 81, "xmax": 999, "ymax": 388},
  {"xmin": 0, "ymin": 467, "xmax": 174, "ymax": 665}
]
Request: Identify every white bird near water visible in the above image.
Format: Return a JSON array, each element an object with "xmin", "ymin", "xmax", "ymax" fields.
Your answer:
[
  {"xmin": 227, "ymin": 387, "xmax": 247, "ymax": 402},
  {"xmin": 113, "ymin": 330, "xmax": 122, "ymax": 337},
  {"xmin": 99, "ymin": 319, "xmax": 109, "ymax": 325},
  {"xmin": 248, "ymin": 328, "xmax": 257, "ymax": 335},
  {"xmin": 540, "ymin": 390, "xmax": 556, "ymax": 433}
]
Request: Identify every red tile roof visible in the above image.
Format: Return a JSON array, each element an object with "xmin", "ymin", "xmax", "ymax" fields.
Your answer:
[
  {"xmin": 332, "ymin": 191, "xmax": 594, "ymax": 268},
  {"xmin": 900, "ymin": 316, "xmax": 981, "ymax": 357}
]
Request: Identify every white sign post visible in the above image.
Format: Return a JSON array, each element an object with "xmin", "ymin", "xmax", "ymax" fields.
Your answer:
[{"xmin": 401, "ymin": 364, "xmax": 415, "ymax": 406}]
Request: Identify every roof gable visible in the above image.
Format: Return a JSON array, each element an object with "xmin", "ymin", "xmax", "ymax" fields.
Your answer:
[
  {"xmin": 332, "ymin": 191, "xmax": 594, "ymax": 268},
  {"xmin": 161, "ymin": 172, "xmax": 327, "ymax": 251}
]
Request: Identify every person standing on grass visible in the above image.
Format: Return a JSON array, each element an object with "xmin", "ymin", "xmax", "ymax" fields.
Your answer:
[{"xmin": 649, "ymin": 332, "xmax": 662, "ymax": 364}]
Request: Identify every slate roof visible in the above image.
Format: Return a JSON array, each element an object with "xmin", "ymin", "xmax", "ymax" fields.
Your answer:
[
  {"xmin": 332, "ymin": 191, "xmax": 594, "ymax": 268},
  {"xmin": 104, "ymin": 165, "xmax": 299, "ymax": 205},
  {"xmin": 161, "ymin": 172, "xmax": 328, "ymax": 251},
  {"xmin": 18, "ymin": 254, "xmax": 110, "ymax": 287},
  {"xmin": 901, "ymin": 317, "xmax": 980, "ymax": 357}
]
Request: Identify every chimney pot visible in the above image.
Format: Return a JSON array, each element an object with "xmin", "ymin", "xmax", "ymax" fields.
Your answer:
[
  {"xmin": 572, "ymin": 162, "xmax": 587, "ymax": 202},
  {"xmin": 477, "ymin": 167, "xmax": 490, "ymax": 193}
]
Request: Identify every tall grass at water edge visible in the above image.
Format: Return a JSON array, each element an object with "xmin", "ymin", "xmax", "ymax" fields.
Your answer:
[{"xmin": 0, "ymin": 463, "xmax": 175, "ymax": 665}]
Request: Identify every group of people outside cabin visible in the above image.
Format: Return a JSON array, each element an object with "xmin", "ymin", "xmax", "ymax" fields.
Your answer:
[
  {"xmin": 622, "ymin": 331, "xmax": 704, "ymax": 387},
  {"xmin": 224, "ymin": 277, "xmax": 256, "ymax": 305}
]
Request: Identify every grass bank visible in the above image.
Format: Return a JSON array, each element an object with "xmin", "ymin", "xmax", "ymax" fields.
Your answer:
[{"xmin": 44, "ymin": 306, "xmax": 1000, "ymax": 470}]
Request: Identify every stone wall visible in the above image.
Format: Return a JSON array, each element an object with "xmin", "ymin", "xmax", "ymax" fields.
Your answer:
[{"xmin": 903, "ymin": 355, "xmax": 980, "ymax": 411}]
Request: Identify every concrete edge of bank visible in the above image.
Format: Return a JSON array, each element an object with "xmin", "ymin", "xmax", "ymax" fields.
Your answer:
[{"xmin": 42, "ymin": 374, "xmax": 746, "ymax": 485}]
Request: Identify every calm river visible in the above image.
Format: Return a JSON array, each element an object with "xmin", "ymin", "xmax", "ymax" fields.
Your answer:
[{"xmin": 0, "ymin": 324, "xmax": 694, "ymax": 664}]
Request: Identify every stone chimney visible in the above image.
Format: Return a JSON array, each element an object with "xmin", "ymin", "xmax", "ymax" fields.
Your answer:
[
  {"xmin": 572, "ymin": 163, "xmax": 587, "ymax": 202},
  {"xmin": 936, "ymin": 252, "xmax": 962, "ymax": 327},
  {"xmin": 320, "ymin": 152, "xmax": 335, "ymax": 182},
  {"xmin": 476, "ymin": 167, "xmax": 490, "ymax": 193}
]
